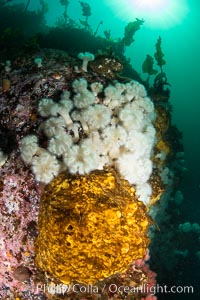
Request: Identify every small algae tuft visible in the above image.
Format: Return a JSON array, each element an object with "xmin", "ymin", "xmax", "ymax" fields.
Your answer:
[{"xmin": 154, "ymin": 36, "xmax": 166, "ymax": 72}]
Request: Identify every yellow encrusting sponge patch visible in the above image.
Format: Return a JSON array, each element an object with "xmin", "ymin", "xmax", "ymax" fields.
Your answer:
[{"xmin": 35, "ymin": 169, "xmax": 150, "ymax": 284}]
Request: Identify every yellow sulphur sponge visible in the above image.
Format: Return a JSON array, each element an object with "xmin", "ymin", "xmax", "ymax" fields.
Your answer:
[{"xmin": 35, "ymin": 168, "xmax": 150, "ymax": 284}]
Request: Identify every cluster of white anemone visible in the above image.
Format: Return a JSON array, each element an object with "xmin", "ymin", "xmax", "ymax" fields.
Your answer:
[{"xmin": 20, "ymin": 78, "xmax": 157, "ymax": 204}]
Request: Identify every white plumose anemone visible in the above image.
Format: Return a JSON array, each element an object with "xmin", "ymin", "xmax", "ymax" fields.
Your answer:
[
  {"xmin": 82, "ymin": 133, "xmax": 104, "ymax": 155},
  {"xmin": 72, "ymin": 78, "xmax": 96, "ymax": 109},
  {"xmin": 60, "ymin": 90, "xmax": 71, "ymax": 101},
  {"xmin": 51, "ymin": 99, "xmax": 74, "ymax": 126},
  {"xmin": 31, "ymin": 151, "xmax": 60, "ymax": 184},
  {"xmin": 42, "ymin": 117, "xmax": 66, "ymax": 138},
  {"xmin": 137, "ymin": 96, "xmax": 155, "ymax": 116},
  {"xmin": 71, "ymin": 111, "xmax": 89, "ymax": 133},
  {"xmin": 20, "ymin": 78, "xmax": 157, "ymax": 205},
  {"xmin": 20, "ymin": 135, "xmax": 39, "ymax": 163},
  {"xmin": 77, "ymin": 52, "xmax": 95, "ymax": 72},
  {"xmin": 73, "ymin": 91, "xmax": 96, "ymax": 109},
  {"xmin": 38, "ymin": 94, "xmax": 74, "ymax": 126},
  {"xmin": 116, "ymin": 154, "xmax": 153, "ymax": 186},
  {"xmin": 72, "ymin": 78, "xmax": 88, "ymax": 92},
  {"xmin": 38, "ymin": 98, "xmax": 55, "ymax": 117},
  {"xmin": 48, "ymin": 132, "xmax": 73, "ymax": 156},
  {"xmin": 136, "ymin": 183, "xmax": 152, "ymax": 205},
  {"xmin": 101, "ymin": 125, "xmax": 127, "ymax": 159},
  {"xmin": 119, "ymin": 103, "xmax": 145, "ymax": 131},
  {"xmin": 125, "ymin": 129, "xmax": 155, "ymax": 159},
  {"xmin": 63, "ymin": 142, "xmax": 101, "ymax": 174},
  {"xmin": 90, "ymin": 82, "xmax": 103, "ymax": 96},
  {"xmin": 83, "ymin": 104, "xmax": 112, "ymax": 131}
]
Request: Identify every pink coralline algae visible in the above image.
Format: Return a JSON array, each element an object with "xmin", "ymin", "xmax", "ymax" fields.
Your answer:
[
  {"xmin": 99, "ymin": 250, "xmax": 157, "ymax": 300},
  {"xmin": 0, "ymin": 153, "xmax": 41, "ymax": 298},
  {"xmin": 141, "ymin": 296, "xmax": 157, "ymax": 300}
]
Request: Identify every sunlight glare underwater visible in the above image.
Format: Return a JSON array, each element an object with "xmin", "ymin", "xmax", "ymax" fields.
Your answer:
[{"xmin": 106, "ymin": 0, "xmax": 189, "ymax": 29}]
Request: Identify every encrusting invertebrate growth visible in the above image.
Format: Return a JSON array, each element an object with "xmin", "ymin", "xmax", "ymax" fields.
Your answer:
[{"xmin": 35, "ymin": 169, "xmax": 150, "ymax": 284}]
